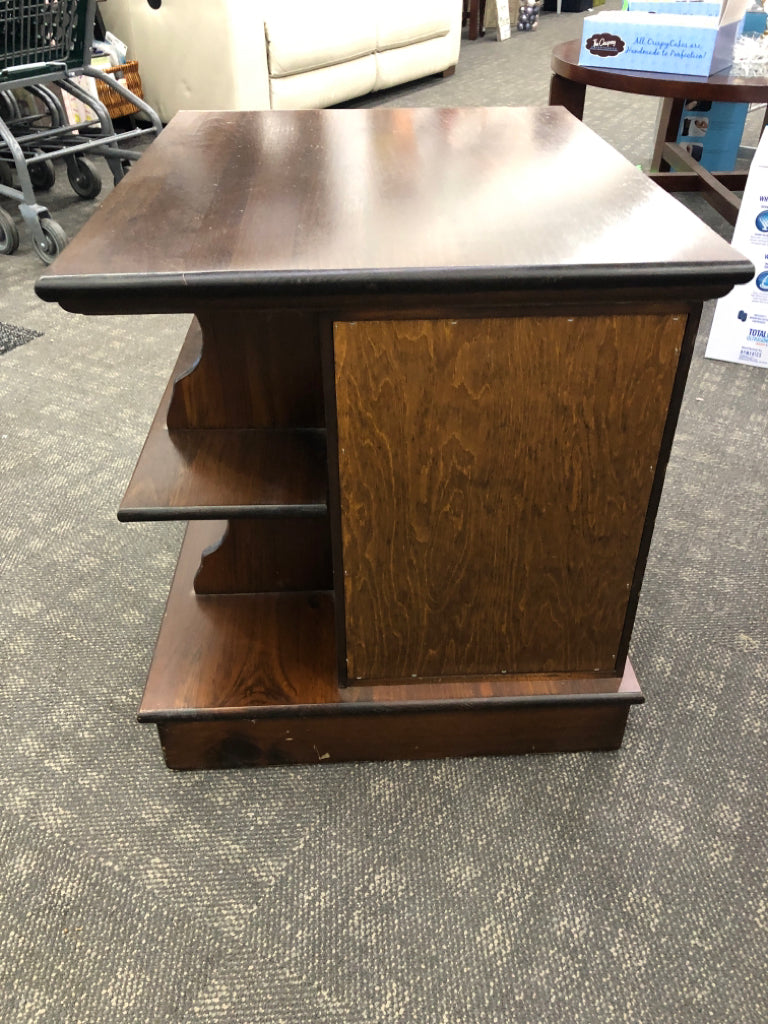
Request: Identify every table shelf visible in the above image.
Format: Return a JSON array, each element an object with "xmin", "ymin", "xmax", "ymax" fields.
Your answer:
[
  {"xmin": 139, "ymin": 521, "xmax": 339, "ymax": 719},
  {"xmin": 118, "ymin": 320, "xmax": 327, "ymax": 521},
  {"xmin": 141, "ymin": 523, "xmax": 641, "ymax": 769},
  {"xmin": 118, "ymin": 426, "xmax": 328, "ymax": 521}
]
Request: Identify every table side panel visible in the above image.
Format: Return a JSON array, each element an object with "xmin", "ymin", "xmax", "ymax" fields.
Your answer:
[
  {"xmin": 334, "ymin": 313, "xmax": 685, "ymax": 681},
  {"xmin": 168, "ymin": 310, "xmax": 324, "ymax": 429},
  {"xmin": 193, "ymin": 517, "xmax": 333, "ymax": 595}
]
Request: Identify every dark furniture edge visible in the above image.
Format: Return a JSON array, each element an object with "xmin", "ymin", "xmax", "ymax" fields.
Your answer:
[
  {"xmin": 117, "ymin": 504, "xmax": 329, "ymax": 523},
  {"xmin": 138, "ymin": 688, "xmax": 645, "ymax": 723},
  {"xmin": 36, "ymin": 261, "xmax": 755, "ymax": 312}
]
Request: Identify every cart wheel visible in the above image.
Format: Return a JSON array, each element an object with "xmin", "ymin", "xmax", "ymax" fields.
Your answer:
[
  {"xmin": 0, "ymin": 208, "xmax": 20, "ymax": 256},
  {"xmin": 0, "ymin": 93, "xmax": 15, "ymax": 120},
  {"xmin": 67, "ymin": 156, "xmax": 102, "ymax": 200},
  {"xmin": 29, "ymin": 156, "xmax": 56, "ymax": 192},
  {"xmin": 33, "ymin": 218, "xmax": 67, "ymax": 265}
]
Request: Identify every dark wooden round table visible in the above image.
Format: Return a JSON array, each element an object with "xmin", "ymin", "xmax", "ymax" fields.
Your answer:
[
  {"xmin": 549, "ymin": 38, "xmax": 768, "ymax": 221},
  {"xmin": 550, "ymin": 38, "xmax": 768, "ymax": 120}
]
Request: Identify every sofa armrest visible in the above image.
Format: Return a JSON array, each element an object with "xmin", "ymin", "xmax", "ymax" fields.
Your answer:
[{"xmin": 101, "ymin": 0, "xmax": 272, "ymax": 122}]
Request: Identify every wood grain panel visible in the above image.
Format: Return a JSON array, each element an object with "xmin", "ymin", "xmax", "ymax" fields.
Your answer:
[
  {"xmin": 194, "ymin": 517, "xmax": 332, "ymax": 594},
  {"xmin": 168, "ymin": 309, "xmax": 323, "ymax": 429},
  {"xmin": 334, "ymin": 315, "xmax": 685, "ymax": 681}
]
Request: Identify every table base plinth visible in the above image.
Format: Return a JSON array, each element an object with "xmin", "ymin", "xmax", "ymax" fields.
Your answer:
[{"xmin": 155, "ymin": 699, "xmax": 638, "ymax": 771}]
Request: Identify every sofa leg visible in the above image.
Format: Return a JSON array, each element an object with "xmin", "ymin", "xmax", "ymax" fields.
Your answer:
[{"xmin": 442, "ymin": 65, "xmax": 457, "ymax": 78}]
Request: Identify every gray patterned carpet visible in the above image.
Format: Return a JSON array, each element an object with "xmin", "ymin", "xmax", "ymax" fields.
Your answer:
[{"xmin": 1, "ymin": 7, "xmax": 766, "ymax": 1022}]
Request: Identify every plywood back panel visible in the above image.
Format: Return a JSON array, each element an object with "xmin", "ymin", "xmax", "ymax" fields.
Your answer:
[{"xmin": 334, "ymin": 315, "xmax": 684, "ymax": 681}]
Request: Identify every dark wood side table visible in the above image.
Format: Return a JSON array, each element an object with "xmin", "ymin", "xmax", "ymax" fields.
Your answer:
[
  {"xmin": 550, "ymin": 38, "xmax": 768, "ymax": 224},
  {"xmin": 37, "ymin": 107, "xmax": 751, "ymax": 770}
]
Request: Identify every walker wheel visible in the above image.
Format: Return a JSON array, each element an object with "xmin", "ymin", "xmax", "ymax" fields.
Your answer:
[
  {"xmin": 33, "ymin": 218, "xmax": 67, "ymax": 265},
  {"xmin": 29, "ymin": 155, "xmax": 56, "ymax": 192},
  {"xmin": 67, "ymin": 156, "xmax": 102, "ymax": 200},
  {"xmin": 0, "ymin": 207, "xmax": 20, "ymax": 255}
]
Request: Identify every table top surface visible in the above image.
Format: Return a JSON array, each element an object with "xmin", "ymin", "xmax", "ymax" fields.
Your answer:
[
  {"xmin": 37, "ymin": 106, "xmax": 751, "ymax": 312},
  {"xmin": 552, "ymin": 38, "xmax": 768, "ymax": 100}
]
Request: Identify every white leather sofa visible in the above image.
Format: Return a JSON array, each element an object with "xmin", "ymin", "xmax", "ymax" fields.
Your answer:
[{"xmin": 101, "ymin": 0, "xmax": 463, "ymax": 123}]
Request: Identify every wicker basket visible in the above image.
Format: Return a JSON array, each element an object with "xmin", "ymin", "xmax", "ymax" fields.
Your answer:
[{"xmin": 95, "ymin": 60, "xmax": 143, "ymax": 119}]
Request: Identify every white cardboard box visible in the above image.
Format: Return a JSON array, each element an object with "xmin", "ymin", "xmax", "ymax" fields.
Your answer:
[
  {"xmin": 579, "ymin": 0, "xmax": 748, "ymax": 76},
  {"xmin": 627, "ymin": 0, "xmax": 724, "ymax": 15}
]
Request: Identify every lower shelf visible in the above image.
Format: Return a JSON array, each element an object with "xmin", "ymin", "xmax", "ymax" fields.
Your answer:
[{"xmin": 140, "ymin": 522, "xmax": 643, "ymax": 769}]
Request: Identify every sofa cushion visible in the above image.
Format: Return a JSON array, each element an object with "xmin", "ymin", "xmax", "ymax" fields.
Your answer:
[
  {"xmin": 270, "ymin": 56, "xmax": 378, "ymax": 110},
  {"xmin": 374, "ymin": 0, "xmax": 453, "ymax": 51},
  {"xmin": 265, "ymin": 2, "xmax": 377, "ymax": 78},
  {"xmin": 375, "ymin": 34, "xmax": 456, "ymax": 92}
]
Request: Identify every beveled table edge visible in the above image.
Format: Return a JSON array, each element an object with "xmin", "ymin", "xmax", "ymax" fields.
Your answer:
[{"xmin": 36, "ymin": 260, "xmax": 755, "ymax": 314}]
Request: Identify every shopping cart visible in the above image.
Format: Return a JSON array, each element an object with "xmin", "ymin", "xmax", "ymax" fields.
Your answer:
[{"xmin": 0, "ymin": 0, "xmax": 162, "ymax": 263}]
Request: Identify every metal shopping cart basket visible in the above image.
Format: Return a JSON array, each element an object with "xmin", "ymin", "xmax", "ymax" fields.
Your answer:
[{"xmin": 0, "ymin": 0, "xmax": 162, "ymax": 263}]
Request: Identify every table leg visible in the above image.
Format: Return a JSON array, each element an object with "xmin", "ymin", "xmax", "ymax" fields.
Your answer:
[
  {"xmin": 467, "ymin": 0, "xmax": 485, "ymax": 39},
  {"xmin": 651, "ymin": 97, "xmax": 684, "ymax": 172},
  {"xmin": 657, "ymin": 142, "xmax": 742, "ymax": 226},
  {"xmin": 549, "ymin": 74, "xmax": 586, "ymax": 120}
]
